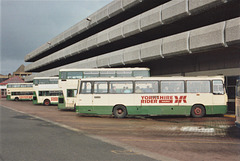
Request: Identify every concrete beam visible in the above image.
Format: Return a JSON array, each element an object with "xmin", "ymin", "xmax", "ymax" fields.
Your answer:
[
  {"xmin": 122, "ymin": 0, "xmax": 143, "ymax": 10},
  {"xmin": 189, "ymin": 0, "xmax": 227, "ymax": 13},
  {"xmin": 140, "ymin": 39, "xmax": 162, "ymax": 61},
  {"xmin": 97, "ymin": 31, "xmax": 110, "ymax": 47},
  {"xmin": 109, "ymin": 24, "xmax": 124, "ymax": 42},
  {"xmin": 87, "ymin": 34, "xmax": 98, "ymax": 50},
  {"xmin": 140, "ymin": 5, "xmax": 162, "ymax": 31},
  {"xmin": 123, "ymin": 45, "xmax": 142, "ymax": 64},
  {"xmin": 109, "ymin": 50, "xmax": 124, "ymax": 67},
  {"xmin": 190, "ymin": 21, "xmax": 226, "ymax": 52},
  {"xmin": 162, "ymin": 31, "xmax": 191, "ymax": 57},
  {"xmin": 108, "ymin": 0, "xmax": 124, "ymax": 17},
  {"xmin": 97, "ymin": 54, "xmax": 110, "ymax": 68},
  {"xmin": 162, "ymin": 0, "xmax": 190, "ymax": 23},
  {"xmin": 123, "ymin": 15, "xmax": 142, "ymax": 37}
]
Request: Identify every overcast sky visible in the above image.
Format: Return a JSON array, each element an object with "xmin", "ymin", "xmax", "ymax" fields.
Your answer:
[{"xmin": 0, "ymin": 0, "xmax": 112, "ymax": 75}]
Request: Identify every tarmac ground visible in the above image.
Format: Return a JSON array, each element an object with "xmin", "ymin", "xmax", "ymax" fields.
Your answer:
[{"xmin": 1, "ymin": 98, "xmax": 239, "ymax": 161}]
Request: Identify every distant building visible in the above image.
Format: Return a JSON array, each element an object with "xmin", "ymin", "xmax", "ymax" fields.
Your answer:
[
  {"xmin": 0, "ymin": 76, "xmax": 25, "ymax": 98},
  {"xmin": 13, "ymin": 64, "xmax": 31, "ymax": 79},
  {"xmin": 0, "ymin": 74, "xmax": 10, "ymax": 79},
  {"xmin": 0, "ymin": 78, "xmax": 8, "ymax": 83}
]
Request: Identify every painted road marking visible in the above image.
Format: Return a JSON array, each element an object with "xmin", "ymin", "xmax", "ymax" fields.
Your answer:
[
  {"xmin": 180, "ymin": 126, "xmax": 215, "ymax": 133},
  {"xmin": 224, "ymin": 114, "xmax": 236, "ymax": 118}
]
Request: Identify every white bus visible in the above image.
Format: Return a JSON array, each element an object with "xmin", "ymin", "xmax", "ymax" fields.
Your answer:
[
  {"xmin": 235, "ymin": 79, "xmax": 240, "ymax": 128},
  {"xmin": 7, "ymin": 83, "xmax": 34, "ymax": 101},
  {"xmin": 58, "ymin": 68, "xmax": 150, "ymax": 110},
  {"xmin": 33, "ymin": 77, "xmax": 63, "ymax": 106},
  {"xmin": 76, "ymin": 76, "xmax": 228, "ymax": 118}
]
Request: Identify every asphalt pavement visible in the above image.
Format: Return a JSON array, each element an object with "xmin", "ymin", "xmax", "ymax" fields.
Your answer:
[{"xmin": 0, "ymin": 106, "xmax": 158, "ymax": 161}]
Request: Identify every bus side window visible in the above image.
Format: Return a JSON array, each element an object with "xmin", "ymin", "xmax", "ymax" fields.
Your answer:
[
  {"xmin": 116, "ymin": 71, "xmax": 132, "ymax": 77},
  {"xmin": 213, "ymin": 80, "xmax": 224, "ymax": 95},
  {"xmin": 81, "ymin": 82, "xmax": 92, "ymax": 94},
  {"xmin": 94, "ymin": 82, "xmax": 108, "ymax": 94},
  {"xmin": 135, "ymin": 81, "xmax": 158, "ymax": 93},
  {"xmin": 161, "ymin": 81, "xmax": 184, "ymax": 93},
  {"xmin": 187, "ymin": 81, "xmax": 210, "ymax": 93},
  {"xmin": 67, "ymin": 89, "xmax": 77, "ymax": 97},
  {"xmin": 110, "ymin": 81, "xmax": 133, "ymax": 94}
]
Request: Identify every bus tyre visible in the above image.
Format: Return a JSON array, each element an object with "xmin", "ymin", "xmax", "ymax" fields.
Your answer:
[
  {"xmin": 14, "ymin": 97, "xmax": 19, "ymax": 101},
  {"xmin": 113, "ymin": 105, "xmax": 127, "ymax": 118},
  {"xmin": 191, "ymin": 105, "xmax": 205, "ymax": 118},
  {"xmin": 44, "ymin": 99, "xmax": 50, "ymax": 106}
]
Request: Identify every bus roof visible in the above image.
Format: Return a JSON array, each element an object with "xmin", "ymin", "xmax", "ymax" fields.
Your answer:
[
  {"xmin": 59, "ymin": 68, "xmax": 150, "ymax": 72},
  {"xmin": 78, "ymin": 76, "xmax": 225, "ymax": 81},
  {"xmin": 7, "ymin": 83, "xmax": 33, "ymax": 85},
  {"xmin": 33, "ymin": 77, "xmax": 58, "ymax": 80}
]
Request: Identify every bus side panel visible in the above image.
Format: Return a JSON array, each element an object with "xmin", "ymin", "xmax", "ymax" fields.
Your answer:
[
  {"xmin": 33, "ymin": 92, "xmax": 39, "ymax": 104},
  {"xmin": 111, "ymin": 94, "xmax": 137, "ymax": 114},
  {"xmin": 210, "ymin": 93, "xmax": 228, "ymax": 115},
  {"xmin": 205, "ymin": 105, "xmax": 227, "ymax": 115},
  {"xmin": 128, "ymin": 105, "xmax": 192, "ymax": 116},
  {"xmin": 132, "ymin": 94, "xmax": 189, "ymax": 116},
  {"xmin": 185, "ymin": 93, "xmax": 227, "ymax": 115},
  {"xmin": 184, "ymin": 93, "xmax": 213, "ymax": 115},
  {"xmin": 66, "ymin": 97, "xmax": 76, "ymax": 108},
  {"xmin": 76, "ymin": 94, "xmax": 93, "ymax": 113},
  {"xmin": 92, "ymin": 94, "xmax": 110, "ymax": 114},
  {"xmin": 6, "ymin": 95, "xmax": 11, "ymax": 100},
  {"xmin": 58, "ymin": 96, "xmax": 66, "ymax": 109},
  {"xmin": 19, "ymin": 95, "xmax": 33, "ymax": 101},
  {"xmin": 59, "ymin": 80, "xmax": 78, "ymax": 109},
  {"xmin": 90, "ymin": 106, "xmax": 113, "ymax": 115}
]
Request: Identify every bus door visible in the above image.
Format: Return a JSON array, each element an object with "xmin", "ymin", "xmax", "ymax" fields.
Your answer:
[
  {"xmin": 212, "ymin": 80, "xmax": 226, "ymax": 106},
  {"xmin": 79, "ymin": 82, "xmax": 94, "ymax": 112},
  {"xmin": 92, "ymin": 82, "xmax": 109, "ymax": 114},
  {"xmin": 66, "ymin": 89, "xmax": 78, "ymax": 107}
]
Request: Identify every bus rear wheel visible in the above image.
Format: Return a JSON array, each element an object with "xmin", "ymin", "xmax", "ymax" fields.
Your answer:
[
  {"xmin": 14, "ymin": 97, "xmax": 19, "ymax": 101},
  {"xmin": 191, "ymin": 105, "xmax": 205, "ymax": 118},
  {"xmin": 113, "ymin": 105, "xmax": 127, "ymax": 118},
  {"xmin": 44, "ymin": 99, "xmax": 50, "ymax": 106}
]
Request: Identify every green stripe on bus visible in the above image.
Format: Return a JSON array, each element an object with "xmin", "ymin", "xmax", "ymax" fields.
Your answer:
[
  {"xmin": 33, "ymin": 95, "xmax": 38, "ymax": 104},
  {"xmin": 58, "ymin": 96, "xmax": 67, "ymax": 110},
  {"xmin": 6, "ymin": 95, "xmax": 11, "ymax": 100},
  {"xmin": 76, "ymin": 105, "xmax": 227, "ymax": 116}
]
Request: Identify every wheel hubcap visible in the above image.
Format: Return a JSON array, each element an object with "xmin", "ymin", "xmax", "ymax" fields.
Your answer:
[
  {"xmin": 117, "ymin": 109, "xmax": 123, "ymax": 114},
  {"xmin": 194, "ymin": 107, "xmax": 202, "ymax": 115}
]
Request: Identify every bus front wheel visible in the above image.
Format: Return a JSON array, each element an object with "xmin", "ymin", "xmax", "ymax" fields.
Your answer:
[
  {"xmin": 191, "ymin": 105, "xmax": 205, "ymax": 118},
  {"xmin": 14, "ymin": 97, "xmax": 19, "ymax": 101},
  {"xmin": 44, "ymin": 99, "xmax": 50, "ymax": 106},
  {"xmin": 113, "ymin": 105, "xmax": 127, "ymax": 118}
]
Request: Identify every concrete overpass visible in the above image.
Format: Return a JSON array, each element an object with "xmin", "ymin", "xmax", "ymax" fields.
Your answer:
[{"xmin": 24, "ymin": 0, "xmax": 240, "ymax": 111}]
